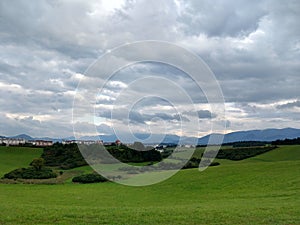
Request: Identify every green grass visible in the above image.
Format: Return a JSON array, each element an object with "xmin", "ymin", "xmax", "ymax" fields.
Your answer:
[
  {"xmin": 0, "ymin": 145, "xmax": 299, "ymax": 224},
  {"xmin": 246, "ymin": 145, "xmax": 300, "ymax": 162}
]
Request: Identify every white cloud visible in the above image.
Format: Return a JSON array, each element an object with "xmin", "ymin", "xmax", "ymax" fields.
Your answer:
[{"xmin": 0, "ymin": 0, "xmax": 299, "ymax": 138}]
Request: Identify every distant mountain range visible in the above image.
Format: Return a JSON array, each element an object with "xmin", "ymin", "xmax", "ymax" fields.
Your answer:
[
  {"xmin": 197, "ymin": 128, "xmax": 300, "ymax": 145},
  {"xmin": 2, "ymin": 128, "xmax": 300, "ymax": 145}
]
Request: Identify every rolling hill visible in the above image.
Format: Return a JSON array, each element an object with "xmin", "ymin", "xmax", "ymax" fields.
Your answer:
[{"xmin": 0, "ymin": 145, "xmax": 299, "ymax": 224}]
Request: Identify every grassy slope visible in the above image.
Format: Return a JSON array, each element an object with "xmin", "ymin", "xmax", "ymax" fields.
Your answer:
[
  {"xmin": 0, "ymin": 146, "xmax": 42, "ymax": 177},
  {"xmin": 0, "ymin": 145, "xmax": 299, "ymax": 224},
  {"xmin": 246, "ymin": 145, "xmax": 300, "ymax": 162}
]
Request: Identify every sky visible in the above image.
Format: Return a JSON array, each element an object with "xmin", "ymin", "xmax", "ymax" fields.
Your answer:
[{"xmin": 0, "ymin": 0, "xmax": 299, "ymax": 139}]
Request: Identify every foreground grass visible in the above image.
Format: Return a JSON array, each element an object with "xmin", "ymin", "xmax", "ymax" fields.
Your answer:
[{"xmin": 0, "ymin": 146, "xmax": 299, "ymax": 224}]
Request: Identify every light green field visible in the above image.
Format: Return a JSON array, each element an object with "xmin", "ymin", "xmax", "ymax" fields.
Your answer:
[{"xmin": 0, "ymin": 145, "xmax": 299, "ymax": 224}]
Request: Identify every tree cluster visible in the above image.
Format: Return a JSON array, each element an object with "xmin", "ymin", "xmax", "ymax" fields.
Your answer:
[
  {"xmin": 42, "ymin": 143, "xmax": 88, "ymax": 169},
  {"xmin": 41, "ymin": 142, "xmax": 162, "ymax": 170}
]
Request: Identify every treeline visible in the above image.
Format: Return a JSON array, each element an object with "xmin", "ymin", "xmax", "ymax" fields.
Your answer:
[
  {"xmin": 272, "ymin": 137, "xmax": 300, "ymax": 145},
  {"xmin": 197, "ymin": 141, "xmax": 271, "ymax": 148},
  {"xmin": 222, "ymin": 141, "xmax": 271, "ymax": 147}
]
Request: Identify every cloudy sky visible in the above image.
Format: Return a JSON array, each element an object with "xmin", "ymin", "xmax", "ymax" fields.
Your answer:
[{"xmin": 0, "ymin": 0, "xmax": 299, "ymax": 139}]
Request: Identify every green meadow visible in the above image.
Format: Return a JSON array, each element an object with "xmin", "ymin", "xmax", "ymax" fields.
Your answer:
[{"xmin": 0, "ymin": 145, "xmax": 299, "ymax": 224}]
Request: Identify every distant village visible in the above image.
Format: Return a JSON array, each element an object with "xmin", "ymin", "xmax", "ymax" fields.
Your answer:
[{"xmin": 0, "ymin": 137, "xmax": 121, "ymax": 147}]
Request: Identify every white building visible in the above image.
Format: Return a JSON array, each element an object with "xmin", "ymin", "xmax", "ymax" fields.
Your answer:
[
  {"xmin": 62, "ymin": 140, "xmax": 103, "ymax": 145},
  {"xmin": 0, "ymin": 138, "xmax": 26, "ymax": 146}
]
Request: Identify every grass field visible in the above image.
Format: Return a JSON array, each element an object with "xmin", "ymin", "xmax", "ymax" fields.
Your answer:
[{"xmin": 0, "ymin": 145, "xmax": 299, "ymax": 224}]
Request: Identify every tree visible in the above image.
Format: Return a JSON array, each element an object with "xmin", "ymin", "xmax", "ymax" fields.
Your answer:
[
  {"xmin": 131, "ymin": 142, "xmax": 145, "ymax": 151},
  {"xmin": 31, "ymin": 158, "xmax": 45, "ymax": 171}
]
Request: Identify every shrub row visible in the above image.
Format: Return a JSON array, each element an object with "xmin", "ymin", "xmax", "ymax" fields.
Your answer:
[
  {"xmin": 72, "ymin": 173, "xmax": 108, "ymax": 184},
  {"xmin": 3, "ymin": 167, "xmax": 57, "ymax": 179}
]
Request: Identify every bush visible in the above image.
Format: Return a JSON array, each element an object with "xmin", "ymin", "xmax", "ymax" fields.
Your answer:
[
  {"xmin": 3, "ymin": 167, "xmax": 57, "ymax": 179},
  {"xmin": 72, "ymin": 173, "xmax": 108, "ymax": 184},
  {"xmin": 184, "ymin": 157, "xmax": 220, "ymax": 169}
]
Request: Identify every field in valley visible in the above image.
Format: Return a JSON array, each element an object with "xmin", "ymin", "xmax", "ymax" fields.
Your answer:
[{"xmin": 0, "ymin": 145, "xmax": 299, "ymax": 224}]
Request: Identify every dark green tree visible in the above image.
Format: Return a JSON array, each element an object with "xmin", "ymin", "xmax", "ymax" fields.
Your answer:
[{"xmin": 31, "ymin": 158, "xmax": 45, "ymax": 171}]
